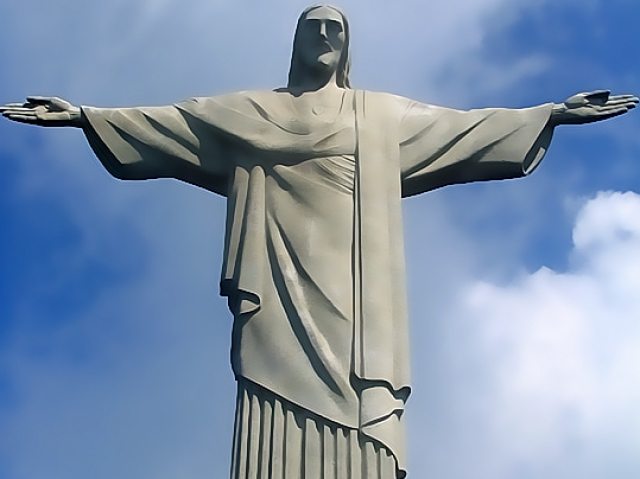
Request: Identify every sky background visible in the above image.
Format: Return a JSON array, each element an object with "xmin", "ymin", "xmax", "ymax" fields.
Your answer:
[{"xmin": 0, "ymin": 1, "xmax": 639, "ymax": 478}]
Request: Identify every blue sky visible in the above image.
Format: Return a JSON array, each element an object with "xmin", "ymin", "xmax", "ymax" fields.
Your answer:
[{"xmin": 1, "ymin": 1, "xmax": 639, "ymax": 478}]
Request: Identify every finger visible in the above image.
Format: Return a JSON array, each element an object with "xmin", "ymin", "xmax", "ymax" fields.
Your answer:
[
  {"xmin": 594, "ymin": 107, "xmax": 631, "ymax": 120},
  {"xmin": 0, "ymin": 106, "xmax": 25, "ymax": 113},
  {"xmin": 598, "ymin": 104, "xmax": 632, "ymax": 115},
  {"xmin": 611, "ymin": 102, "xmax": 634, "ymax": 110},
  {"xmin": 604, "ymin": 98, "xmax": 639, "ymax": 108},
  {"xmin": 4, "ymin": 113, "xmax": 39, "ymax": 123},
  {"xmin": 606, "ymin": 97, "xmax": 639, "ymax": 108},
  {"xmin": 25, "ymin": 96, "xmax": 53, "ymax": 105},
  {"xmin": 584, "ymin": 90, "xmax": 610, "ymax": 105},
  {"xmin": 3, "ymin": 109, "xmax": 38, "ymax": 117},
  {"xmin": 1, "ymin": 107, "xmax": 35, "ymax": 115},
  {"xmin": 604, "ymin": 98, "xmax": 638, "ymax": 108},
  {"xmin": 47, "ymin": 97, "xmax": 70, "ymax": 112},
  {"xmin": 565, "ymin": 94, "xmax": 587, "ymax": 107},
  {"xmin": 584, "ymin": 89, "xmax": 611, "ymax": 98},
  {"xmin": 601, "ymin": 107, "xmax": 631, "ymax": 119},
  {"xmin": 608, "ymin": 94, "xmax": 637, "ymax": 102},
  {"xmin": 0, "ymin": 103, "xmax": 47, "ymax": 113},
  {"xmin": 570, "ymin": 109, "xmax": 626, "ymax": 124},
  {"xmin": 612, "ymin": 101, "xmax": 637, "ymax": 110},
  {"xmin": 0, "ymin": 103, "xmax": 25, "ymax": 109}
]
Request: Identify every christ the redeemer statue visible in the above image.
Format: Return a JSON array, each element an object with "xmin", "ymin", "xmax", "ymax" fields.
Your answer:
[{"xmin": 2, "ymin": 5, "xmax": 637, "ymax": 479}]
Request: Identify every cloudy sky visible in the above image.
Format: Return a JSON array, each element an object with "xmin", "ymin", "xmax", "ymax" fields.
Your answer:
[{"xmin": 1, "ymin": 1, "xmax": 639, "ymax": 478}]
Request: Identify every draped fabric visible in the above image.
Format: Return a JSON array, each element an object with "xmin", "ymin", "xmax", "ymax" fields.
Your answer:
[
  {"xmin": 232, "ymin": 379, "xmax": 397, "ymax": 479},
  {"xmin": 81, "ymin": 89, "xmax": 554, "ymax": 477}
]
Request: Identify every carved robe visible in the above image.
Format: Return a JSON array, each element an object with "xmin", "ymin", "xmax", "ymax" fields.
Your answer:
[{"xmin": 82, "ymin": 89, "xmax": 553, "ymax": 477}]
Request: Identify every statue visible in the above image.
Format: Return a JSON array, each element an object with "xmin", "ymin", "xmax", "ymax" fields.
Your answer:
[{"xmin": 2, "ymin": 5, "xmax": 637, "ymax": 479}]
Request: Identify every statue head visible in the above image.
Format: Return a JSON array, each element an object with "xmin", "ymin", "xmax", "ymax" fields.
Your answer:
[{"xmin": 287, "ymin": 5, "xmax": 351, "ymax": 89}]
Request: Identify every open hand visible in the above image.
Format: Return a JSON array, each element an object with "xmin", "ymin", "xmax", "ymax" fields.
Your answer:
[
  {"xmin": 0, "ymin": 96, "xmax": 83, "ymax": 127},
  {"xmin": 551, "ymin": 90, "xmax": 638, "ymax": 126}
]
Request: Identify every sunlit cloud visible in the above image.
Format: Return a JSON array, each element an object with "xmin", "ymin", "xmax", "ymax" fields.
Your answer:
[{"xmin": 409, "ymin": 191, "xmax": 640, "ymax": 478}]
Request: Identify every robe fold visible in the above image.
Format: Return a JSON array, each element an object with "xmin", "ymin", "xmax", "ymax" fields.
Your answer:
[{"xmin": 81, "ymin": 89, "xmax": 553, "ymax": 477}]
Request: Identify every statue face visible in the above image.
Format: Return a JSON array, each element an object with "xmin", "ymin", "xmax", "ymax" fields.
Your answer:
[{"xmin": 296, "ymin": 6, "xmax": 346, "ymax": 75}]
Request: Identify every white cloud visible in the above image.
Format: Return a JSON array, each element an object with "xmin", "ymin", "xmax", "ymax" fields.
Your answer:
[{"xmin": 408, "ymin": 191, "xmax": 640, "ymax": 478}]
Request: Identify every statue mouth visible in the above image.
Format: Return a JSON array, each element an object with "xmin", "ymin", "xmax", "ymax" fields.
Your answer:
[{"xmin": 315, "ymin": 41, "xmax": 333, "ymax": 54}]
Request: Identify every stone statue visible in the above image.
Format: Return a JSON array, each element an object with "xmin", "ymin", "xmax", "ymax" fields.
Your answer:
[{"xmin": 1, "ymin": 5, "xmax": 637, "ymax": 479}]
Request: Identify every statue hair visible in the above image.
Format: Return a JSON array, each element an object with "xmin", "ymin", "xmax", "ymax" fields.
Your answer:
[{"xmin": 287, "ymin": 5, "xmax": 351, "ymax": 89}]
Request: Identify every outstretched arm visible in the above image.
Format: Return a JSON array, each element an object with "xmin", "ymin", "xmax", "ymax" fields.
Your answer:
[
  {"xmin": 1, "ymin": 95, "xmax": 230, "ymax": 194},
  {"xmin": 550, "ymin": 90, "xmax": 638, "ymax": 126},
  {"xmin": 1, "ymin": 96, "xmax": 85, "ymax": 128}
]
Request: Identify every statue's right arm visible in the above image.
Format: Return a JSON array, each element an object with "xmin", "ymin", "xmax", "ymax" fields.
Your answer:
[
  {"xmin": 2, "ymin": 95, "xmax": 230, "ymax": 195},
  {"xmin": 1, "ymin": 97, "xmax": 84, "ymax": 128}
]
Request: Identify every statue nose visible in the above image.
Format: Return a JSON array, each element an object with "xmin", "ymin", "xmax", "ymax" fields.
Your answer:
[{"xmin": 319, "ymin": 22, "xmax": 328, "ymax": 39}]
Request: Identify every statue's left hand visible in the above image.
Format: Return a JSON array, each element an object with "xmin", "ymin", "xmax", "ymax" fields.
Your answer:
[
  {"xmin": 551, "ymin": 90, "xmax": 638, "ymax": 126},
  {"xmin": 0, "ymin": 96, "xmax": 84, "ymax": 127}
]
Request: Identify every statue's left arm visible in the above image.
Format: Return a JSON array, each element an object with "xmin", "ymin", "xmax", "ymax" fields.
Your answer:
[{"xmin": 398, "ymin": 91, "xmax": 637, "ymax": 197}]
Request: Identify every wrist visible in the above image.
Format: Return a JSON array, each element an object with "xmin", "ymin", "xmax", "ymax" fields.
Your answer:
[
  {"xmin": 550, "ymin": 102, "xmax": 567, "ymax": 126},
  {"xmin": 68, "ymin": 106, "xmax": 85, "ymax": 128}
]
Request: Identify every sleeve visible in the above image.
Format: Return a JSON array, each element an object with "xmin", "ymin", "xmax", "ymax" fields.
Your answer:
[
  {"xmin": 398, "ymin": 99, "xmax": 554, "ymax": 197},
  {"xmin": 82, "ymin": 103, "xmax": 231, "ymax": 196}
]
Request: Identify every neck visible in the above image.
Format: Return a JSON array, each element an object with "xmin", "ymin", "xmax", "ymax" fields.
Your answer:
[{"xmin": 288, "ymin": 68, "xmax": 340, "ymax": 95}]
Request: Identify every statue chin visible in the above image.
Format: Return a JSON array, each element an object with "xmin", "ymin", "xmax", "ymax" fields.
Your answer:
[{"xmin": 300, "ymin": 52, "xmax": 339, "ymax": 76}]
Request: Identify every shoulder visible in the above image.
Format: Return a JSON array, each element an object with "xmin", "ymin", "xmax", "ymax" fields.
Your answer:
[
  {"xmin": 176, "ymin": 90, "xmax": 295, "ymax": 120},
  {"xmin": 182, "ymin": 89, "xmax": 280, "ymax": 106},
  {"xmin": 355, "ymin": 90, "xmax": 444, "ymax": 121}
]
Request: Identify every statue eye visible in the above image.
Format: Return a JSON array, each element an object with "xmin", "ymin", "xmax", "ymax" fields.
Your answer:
[
  {"xmin": 302, "ymin": 19, "xmax": 321, "ymax": 32},
  {"xmin": 326, "ymin": 21, "xmax": 343, "ymax": 37}
]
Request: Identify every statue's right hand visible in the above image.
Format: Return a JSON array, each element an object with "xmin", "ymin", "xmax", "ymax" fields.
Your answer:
[{"xmin": 0, "ymin": 96, "xmax": 83, "ymax": 127}]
